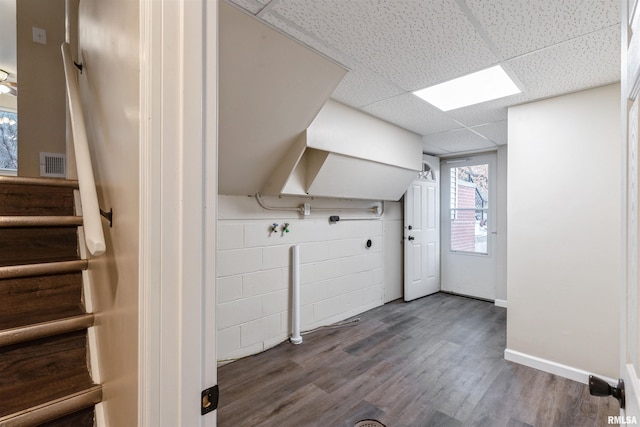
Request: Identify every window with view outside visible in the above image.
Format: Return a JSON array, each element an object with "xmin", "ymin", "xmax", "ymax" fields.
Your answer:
[
  {"xmin": 0, "ymin": 110, "xmax": 17, "ymax": 171},
  {"xmin": 450, "ymin": 163, "xmax": 488, "ymax": 254}
]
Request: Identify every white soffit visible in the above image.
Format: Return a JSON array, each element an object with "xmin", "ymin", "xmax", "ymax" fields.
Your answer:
[{"xmin": 218, "ymin": 2, "xmax": 347, "ymax": 195}]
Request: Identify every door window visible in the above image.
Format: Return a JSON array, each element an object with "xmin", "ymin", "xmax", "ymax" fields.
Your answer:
[{"xmin": 449, "ymin": 163, "xmax": 489, "ymax": 254}]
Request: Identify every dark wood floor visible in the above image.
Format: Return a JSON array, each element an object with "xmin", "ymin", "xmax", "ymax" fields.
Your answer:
[{"xmin": 217, "ymin": 293, "xmax": 617, "ymax": 427}]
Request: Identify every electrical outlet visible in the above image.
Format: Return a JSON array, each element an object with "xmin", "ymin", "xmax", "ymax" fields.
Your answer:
[{"xmin": 32, "ymin": 27, "xmax": 47, "ymax": 45}]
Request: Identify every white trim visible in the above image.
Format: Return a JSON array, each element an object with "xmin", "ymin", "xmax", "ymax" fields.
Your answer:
[
  {"xmin": 504, "ymin": 349, "xmax": 616, "ymax": 385},
  {"xmin": 139, "ymin": 0, "xmax": 216, "ymax": 426},
  {"xmin": 626, "ymin": 363, "xmax": 640, "ymax": 417},
  {"xmin": 494, "ymin": 299, "xmax": 507, "ymax": 308},
  {"xmin": 203, "ymin": 0, "xmax": 219, "ymax": 418},
  {"xmin": 0, "ymin": 168, "xmax": 17, "ymax": 176},
  {"xmin": 95, "ymin": 402, "xmax": 107, "ymax": 427},
  {"xmin": 138, "ymin": 0, "xmax": 161, "ymax": 424}
]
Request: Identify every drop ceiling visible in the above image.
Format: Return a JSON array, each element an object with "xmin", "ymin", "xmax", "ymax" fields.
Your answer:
[{"xmin": 225, "ymin": 0, "xmax": 621, "ymax": 155}]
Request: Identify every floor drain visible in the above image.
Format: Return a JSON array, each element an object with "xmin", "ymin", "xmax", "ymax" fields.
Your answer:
[{"xmin": 354, "ymin": 420, "xmax": 386, "ymax": 427}]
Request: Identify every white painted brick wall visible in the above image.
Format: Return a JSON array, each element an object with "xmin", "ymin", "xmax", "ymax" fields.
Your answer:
[{"xmin": 216, "ymin": 195, "xmax": 402, "ymax": 361}]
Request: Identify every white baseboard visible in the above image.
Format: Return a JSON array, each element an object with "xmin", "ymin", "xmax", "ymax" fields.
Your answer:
[
  {"xmin": 504, "ymin": 349, "xmax": 616, "ymax": 385},
  {"xmin": 494, "ymin": 299, "xmax": 507, "ymax": 308}
]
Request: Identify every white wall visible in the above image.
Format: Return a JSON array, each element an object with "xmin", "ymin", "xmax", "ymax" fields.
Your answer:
[
  {"xmin": 217, "ymin": 195, "xmax": 402, "ymax": 360},
  {"xmin": 496, "ymin": 145, "xmax": 508, "ymax": 303},
  {"xmin": 78, "ymin": 0, "xmax": 140, "ymax": 425},
  {"xmin": 507, "ymin": 84, "xmax": 620, "ymax": 380},
  {"xmin": 17, "ymin": 0, "xmax": 67, "ymax": 177},
  {"xmin": 384, "ymin": 201, "xmax": 404, "ymax": 302}
]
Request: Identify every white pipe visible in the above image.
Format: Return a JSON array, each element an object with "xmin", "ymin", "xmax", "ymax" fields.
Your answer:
[
  {"xmin": 290, "ymin": 245, "xmax": 302, "ymax": 345},
  {"xmin": 61, "ymin": 43, "xmax": 106, "ymax": 256}
]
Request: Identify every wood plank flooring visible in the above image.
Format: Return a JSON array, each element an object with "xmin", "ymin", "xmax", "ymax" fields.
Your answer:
[{"xmin": 217, "ymin": 293, "xmax": 617, "ymax": 427}]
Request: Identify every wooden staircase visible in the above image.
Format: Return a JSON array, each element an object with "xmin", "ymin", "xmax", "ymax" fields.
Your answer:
[{"xmin": 0, "ymin": 176, "xmax": 102, "ymax": 427}]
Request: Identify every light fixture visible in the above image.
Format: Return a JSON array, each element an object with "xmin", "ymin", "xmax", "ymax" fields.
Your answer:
[
  {"xmin": 0, "ymin": 69, "xmax": 8, "ymax": 82},
  {"xmin": 0, "ymin": 83, "xmax": 17, "ymax": 96},
  {"xmin": 412, "ymin": 65, "xmax": 521, "ymax": 111}
]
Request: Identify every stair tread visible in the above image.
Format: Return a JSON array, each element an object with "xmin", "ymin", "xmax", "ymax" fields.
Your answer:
[
  {"xmin": 0, "ymin": 255, "xmax": 80, "ymax": 268},
  {"xmin": 0, "ymin": 385, "xmax": 101, "ymax": 427},
  {"xmin": 0, "ymin": 260, "xmax": 88, "ymax": 279},
  {"xmin": 0, "ymin": 314, "xmax": 94, "ymax": 347},
  {"xmin": 0, "ymin": 331, "xmax": 95, "ymax": 417},
  {"xmin": 0, "ymin": 306, "xmax": 85, "ymax": 331},
  {"xmin": 0, "ymin": 176, "xmax": 78, "ymax": 188},
  {"xmin": 0, "ymin": 216, "xmax": 83, "ymax": 227}
]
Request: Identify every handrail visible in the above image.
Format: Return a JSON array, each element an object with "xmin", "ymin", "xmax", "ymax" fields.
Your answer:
[{"xmin": 61, "ymin": 42, "xmax": 106, "ymax": 256}]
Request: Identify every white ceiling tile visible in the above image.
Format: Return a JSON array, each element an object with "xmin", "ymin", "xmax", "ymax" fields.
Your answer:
[
  {"xmin": 470, "ymin": 121, "xmax": 508, "ymax": 145},
  {"xmin": 268, "ymin": 0, "xmax": 498, "ymax": 90},
  {"xmin": 228, "ymin": 0, "xmax": 264, "ymax": 15},
  {"xmin": 422, "ymin": 142, "xmax": 451, "ymax": 156},
  {"xmin": 507, "ymin": 26, "xmax": 620, "ymax": 100},
  {"xmin": 331, "ymin": 68, "xmax": 404, "ymax": 108},
  {"xmin": 423, "ymin": 128, "xmax": 497, "ymax": 152},
  {"xmin": 465, "ymin": 0, "xmax": 620, "ymax": 59},
  {"xmin": 230, "ymin": 1, "xmax": 619, "ymax": 154},
  {"xmin": 362, "ymin": 93, "xmax": 464, "ymax": 136},
  {"xmin": 444, "ymin": 93, "xmax": 529, "ymax": 127},
  {"xmin": 260, "ymin": 10, "xmax": 349, "ymax": 64}
]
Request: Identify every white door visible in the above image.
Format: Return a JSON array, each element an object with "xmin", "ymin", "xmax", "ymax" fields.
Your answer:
[
  {"xmin": 620, "ymin": 0, "xmax": 640, "ymax": 419},
  {"xmin": 404, "ymin": 155, "xmax": 440, "ymax": 301},
  {"xmin": 440, "ymin": 154, "xmax": 496, "ymax": 300}
]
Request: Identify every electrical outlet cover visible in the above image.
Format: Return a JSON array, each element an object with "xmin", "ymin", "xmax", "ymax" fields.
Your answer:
[{"xmin": 32, "ymin": 27, "xmax": 47, "ymax": 45}]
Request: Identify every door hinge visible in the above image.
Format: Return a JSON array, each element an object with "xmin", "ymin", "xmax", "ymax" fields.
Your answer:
[{"xmin": 201, "ymin": 385, "xmax": 219, "ymax": 415}]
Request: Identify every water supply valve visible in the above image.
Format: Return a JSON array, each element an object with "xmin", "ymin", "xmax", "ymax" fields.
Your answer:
[
  {"xmin": 269, "ymin": 223, "xmax": 279, "ymax": 235},
  {"xmin": 281, "ymin": 223, "xmax": 290, "ymax": 235}
]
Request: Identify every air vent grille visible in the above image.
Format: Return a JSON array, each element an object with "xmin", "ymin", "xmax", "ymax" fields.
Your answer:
[{"xmin": 40, "ymin": 152, "xmax": 66, "ymax": 178}]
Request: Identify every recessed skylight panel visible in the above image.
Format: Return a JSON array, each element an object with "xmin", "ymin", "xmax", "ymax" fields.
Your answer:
[{"xmin": 413, "ymin": 65, "xmax": 521, "ymax": 111}]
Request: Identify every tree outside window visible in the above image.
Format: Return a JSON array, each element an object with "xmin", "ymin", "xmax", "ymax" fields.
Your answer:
[{"xmin": 0, "ymin": 110, "xmax": 17, "ymax": 170}]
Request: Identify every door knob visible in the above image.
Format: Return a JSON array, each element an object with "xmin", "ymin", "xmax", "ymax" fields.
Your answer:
[
  {"xmin": 408, "ymin": 236, "xmax": 415, "ymax": 241},
  {"xmin": 408, "ymin": 225, "xmax": 413, "ymax": 230}
]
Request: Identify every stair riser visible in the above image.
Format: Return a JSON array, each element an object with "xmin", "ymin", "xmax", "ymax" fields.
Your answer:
[
  {"xmin": 0, "ymin": 273, "xmax": 84, "ymax": 330},
  {"xmin": 0, "ymin": 184, "xmax": 76, "ymax": 216},
  {"xmin": 0, "ymin": 331, "xmax": 94, "ymax": 417},
  {"xmin": 39, "ymin": 406, "xmax": 95, "ymax": 427},
  {"xmin": 0, "ymin": 228, "xmax": 79, "ymax": 266}
]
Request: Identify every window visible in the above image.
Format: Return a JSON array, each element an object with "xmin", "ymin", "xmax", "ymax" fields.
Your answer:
[
  {"xmin": 418, "ymin": 162, "xmax": 434, "ymax": 181},
  {"xmin": 449, "ymin": 163, "xmax": 489, "ymax": 254},
  {"xmin": 0, "ymin": 110, "xmax": 17, "ymax": 172}
]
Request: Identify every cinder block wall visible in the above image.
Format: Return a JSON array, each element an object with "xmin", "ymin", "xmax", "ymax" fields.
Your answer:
[{"xmin": 217, "ymin": 195, "xmax": 401, "ymax": 361}]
